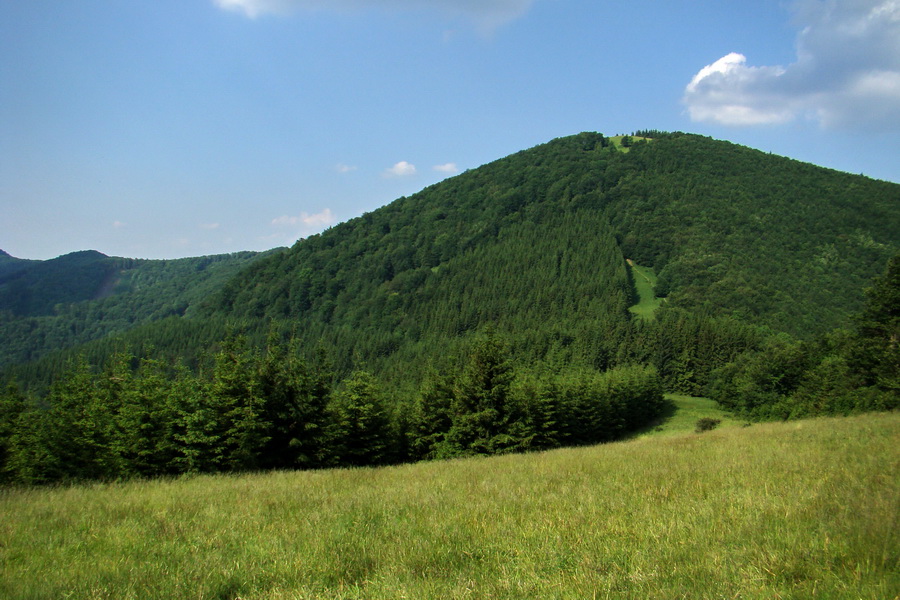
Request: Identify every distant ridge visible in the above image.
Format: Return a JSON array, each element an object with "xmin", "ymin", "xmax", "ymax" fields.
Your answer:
[{"xmin": 0, "ymin": 249, "xmax": 273, "ymax": 368}]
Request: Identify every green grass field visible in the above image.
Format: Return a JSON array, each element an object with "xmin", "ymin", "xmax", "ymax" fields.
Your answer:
[
  {"xmin": 625, "ymin": 394, "xmax": 746, "ymax": 440},
  {"xmin": 627, "ymin": 259, "xmax": 663, "ymax": 320},
  {"xmin": 1, "ymin": 409, "xmax": 897, "ymax": 599}
]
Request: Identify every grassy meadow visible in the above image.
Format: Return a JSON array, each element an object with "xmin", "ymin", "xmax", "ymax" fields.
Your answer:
[
  {"xmin": 626, "ymin": 260, "xmax": 663, "ymax": 320},
  {"xmin": 1, "ymin": 408, "xmax": 897, "ymax": 599}
]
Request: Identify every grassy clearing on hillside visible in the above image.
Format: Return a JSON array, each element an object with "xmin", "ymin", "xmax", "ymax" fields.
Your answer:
[
  {"xmin": 1, "ymin": 412, "xmax": 897, "ymax": 599},
  {"xmin": 609, "ymin": 135, "xmax": 652, "ymax": 152},
  {"xmin": 626, "ymin": 394, "xmax": 746, "ymax": 440},
  {"xmin": 627, "ymin": 259, "xmax": 663, "ymax": 320}
]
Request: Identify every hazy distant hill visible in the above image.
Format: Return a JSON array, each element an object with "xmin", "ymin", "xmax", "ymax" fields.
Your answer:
[
  {"xmin": 0, "ymin": 249, "xmax": 275, "ymax": 367},
  {"xmin": 0, "ymin": 250, "xmax": 38, "ymax": 280}
]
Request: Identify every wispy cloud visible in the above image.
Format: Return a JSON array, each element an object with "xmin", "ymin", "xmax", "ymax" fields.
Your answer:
[
  {"xmin": 335, "ymin": 163, "xmax": 358, "ymax": 174},
  {"xmin": 383, "ymin": 161, "xmax": 417, "ymax": 177},
  {"xmin": 199, "ymin": 222, "xmax": 221, "ymax": 230},
  {"xmin": 271, "ymin": 208, "xmax": 336, "ymax": 229},
  {"xmin": 433, "ymin": 162, "xmax": 459, "ymax": 174},
  {"xmin": 269, "ymin": 208, "xmax": 337, "ymax": 245},
  {"xmin": 683, "ymin": 0, "xmax": 900, "ymax": 130},
  {"xmin": 112, "ymin": 220, "xmax": 127, "ymax": 229},
  {"xmin": 212, "ymin": 0, "xmax": 536, "ymax": 30}
]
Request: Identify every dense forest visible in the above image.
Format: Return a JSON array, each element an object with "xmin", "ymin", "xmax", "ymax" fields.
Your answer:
[
  {"xmin": 1, "ymin": 131, "xmax": 898, "ymax": 484},
  {"xmin": 0, "ymin": 330, "xmax": 664, "ymax": 484}
]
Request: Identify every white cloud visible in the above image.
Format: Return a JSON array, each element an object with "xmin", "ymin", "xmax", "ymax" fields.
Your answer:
[
  {"xmin": 336, "ymin": 163, "xmax": 358, "ymax": 174},
  {"xmin": 271, "ymin": 208, "xmax": 336, "ymax": 229},
  {"xmin": 383, "ymin": 161, "xmax": 417, "ymax": 177},
  {"xmin": 212, "ymin": 0, "xmax": 535, "ymax": 30},
  {"xmin": 433, "ymin": 162, "xmax": 459, "ymax": 173},
  {"xmin": 199, "ymin": 222, "xmax": 221, "ymax": 230},
  {"xmin": 269, "ymin": 208, "xmax": 337, "ymax": 245},
  {"xmin": 684, "ymin": 53, "xmax": 794, "ymax": 126},
  {"xmin": 112, "ymin": 220, "xmax": 126, "ymax": 228},
  {"xmin": 684, "ymin": 0, "xmax": 900, "ymax": 130}
]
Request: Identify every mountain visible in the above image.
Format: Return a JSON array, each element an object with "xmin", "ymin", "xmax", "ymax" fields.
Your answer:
[
  {"xmin": 0, "ymin": 250, "xmax": 38, "ymax": 279},
  {"xmin": 0, "ymin": 250, "xmax": 276, "ymax": 368},
  {"xmin": 0, "ymin": 250, "xmax": 126, "ymax": 317},
  {"xmin": 2, "ymin": 132, "xmax": 898, "ymax": 394},
  {"xmin": 204, "ymin": 132, "xmax": 898, "ymax": 372}
]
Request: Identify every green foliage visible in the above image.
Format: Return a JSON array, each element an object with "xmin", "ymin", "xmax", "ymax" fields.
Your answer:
[
  {"xmin": 604, "ymin": 135, "xmax": 897, "ymax": 337},
  {"xmin": 0, "ymin": 382, "xmax": 27, "ymax": 484},
  {"xmin": 443, "ymin": 333, "xmax": 532, "ymax": 457},
  {"xmin": 256, "ymin": 335, "xmax": 333, "ymax": 470},
  {"xmin": 409, "ymin": 334, "xmax": 665, "ymax": 461},
  {"xmin": 0, "ymin": 329, "xmax": 668, "ymax": 485},
  {"xmin": 707, "ymin": 255, "xmax": 900, "ymax": 418},
  {"xmin": 407, "ymin": 370, "xmax": 456, "ymax": 460},
  {"xmin": 5, "ymin": 132, "xmax": 900, "ymax": 401},
  {"xmin": 192, "ymin": 131, "xmax": 896, "ymax": 391},
  {"xmin": 623, "ymin": 308, "xmax": 765, "ymax": 395},
  {"xmin": 210, "ymin": 332, "xmax": 270, "ymax": 471},
  {"xmin": 328, "ymin": 371, "xmax": 394, "ymax": 467},
  {"xmin": 694, "ymin": 417, "xmax": 721, "ymax": 433}
]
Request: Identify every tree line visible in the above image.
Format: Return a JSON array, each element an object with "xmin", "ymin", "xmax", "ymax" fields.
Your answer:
[
  {"xmin": 706, "ymin": 255, "xmax": 899, "ymax": 419},
  {"xmin": 0, "ymin": 330, "xmax": 664, "ymax": 486}
]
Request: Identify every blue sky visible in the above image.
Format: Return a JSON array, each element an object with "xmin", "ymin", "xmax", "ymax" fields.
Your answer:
[{"xmin": 2, "ymin": 0, "xmax": 899, "ymax": 260}]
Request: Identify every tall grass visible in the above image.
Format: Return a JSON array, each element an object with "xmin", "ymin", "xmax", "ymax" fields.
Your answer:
[{"xmin": 1, "ymin": 412, "xmax": 897, "ymax": 599}]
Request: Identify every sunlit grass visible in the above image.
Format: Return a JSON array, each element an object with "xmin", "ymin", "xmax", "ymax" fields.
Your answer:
[
  {"xmin": 627, "ymin": 259, "xmax": 663, "ymax": 320},
  {"xmin": 1, "ymin": 412, "xmax": 897, "ymax": 599},
  {"xmin": 625, "ymin": 394, "xmax": 746, "ymax": 440},
  {"xmin": 609, "ymin": 135, "xmax": 653, "ymax": 153}
]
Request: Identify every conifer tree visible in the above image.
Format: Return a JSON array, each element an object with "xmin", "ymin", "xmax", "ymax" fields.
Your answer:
[
  {"xmin": 445, "ymin": 332, "xmax": 531, "ymax": 455},
  {"xmin": 853, "ymin": 254, "xmax": 900, "ymax": 398},
  {"xmin": 257, "ymin": 334, "xmax": 332, "ymax": 469},
  {"xmin": 211, "ymin": 332, "xmax": 269, "ymax": 471},
  {"xmin": 42, "ymin": 356, "xmax": 119, "ymax": 481},
  {"xmin": 329, "ymin": 370, "xmax": 392, "ymax": 467},
  {"xmin": 408, "ymin": 370, "xmax": 455, "ymax": 460},
  {"xmin": 0, "ymin": 382, "xmax": 27, "ymax": 483},
  {"xmin": 169, "ymin": 363, "xmax": 221, "ymax": 473}
]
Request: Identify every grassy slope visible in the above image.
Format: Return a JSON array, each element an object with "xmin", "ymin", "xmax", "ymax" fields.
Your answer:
[
  {"xmin": 1, "ymin": 412, "xmax": 897, "ymax": 599},
  {"xmin": 627, "ymin": 259, "xmax": 663, "ymax": 320},
  {"xmin": 626, "ymin": 394, "xmax": 746, "ymax": 440}
]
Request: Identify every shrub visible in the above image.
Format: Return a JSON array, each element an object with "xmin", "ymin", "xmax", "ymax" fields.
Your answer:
[{"xmin": 695, "ymin": 417, "xmax": 721, "ymax": 433}]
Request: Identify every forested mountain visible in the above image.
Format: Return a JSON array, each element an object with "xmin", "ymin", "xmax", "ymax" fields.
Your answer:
[
  {"xmin": 1, "ymin": 131, "xmax": 898, "ymax": 484},
  {"xmin": 3, "ymin": 132, "xmax": 898, "ymax": 390},
  {"xmin": 0, "ymin": 249, "xmax": 275, "ymax": 368},
  {"xmin": 4, "ymin": 132, "xmax": 898, "ymax": 388},
  {"xmin": 203, "ymin": 132, "xmax": 897, "ymax": 376}
]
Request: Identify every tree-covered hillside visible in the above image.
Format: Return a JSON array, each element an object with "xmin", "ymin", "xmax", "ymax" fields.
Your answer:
[
  {"xmin": 0, "ymin": 250, "xmax": 276, "ymax": 368},
  {"xmin": 208, "ymin": 132, "xmax": 898, "ymax": 374},
  {"xmin": 604, "ymin": 135, "xmax": 898, "ymax": 334},
  {"xmin": 3, "ymin": 131, "xmax": 898, "ymax": 396},
  {"xmin": 0, "ymin": 250, "xmax": 38, "ymax": 279}
]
